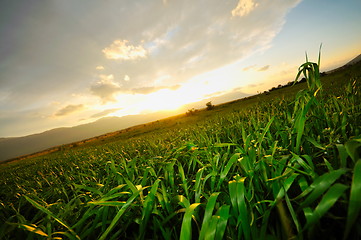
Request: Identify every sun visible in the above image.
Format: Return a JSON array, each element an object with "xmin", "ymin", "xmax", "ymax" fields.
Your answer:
[{"xmin": 141, "ymin": 89, "xmax": 187, "ymax": 112}]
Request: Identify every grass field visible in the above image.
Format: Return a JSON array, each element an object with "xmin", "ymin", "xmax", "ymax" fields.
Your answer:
[{"xmin": 0, "ymin": 58, "xmax": 360, "ymax": 240}]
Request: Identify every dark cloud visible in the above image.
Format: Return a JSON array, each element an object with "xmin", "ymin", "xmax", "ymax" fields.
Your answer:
[{"xmin": 55, "ymin": 104, "xmax": 85, "ymax": 117}]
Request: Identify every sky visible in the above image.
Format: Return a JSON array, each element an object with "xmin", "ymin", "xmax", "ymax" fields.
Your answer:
[{"xmin": 1, "ymin": 0, "xmax": 360, "ymax": 138}]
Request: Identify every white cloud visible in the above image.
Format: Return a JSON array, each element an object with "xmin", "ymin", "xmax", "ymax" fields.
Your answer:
[
  {"xmin": 102, "ymin": 40, "xmax": 147, "ymax": 60},
  {"xmin": 92, "ymin": 0, "xmax": 301, "ymax": 96},
  {"xmin": 124, "ymin": 75, "xmax": 130, "ymax": 81},
  {"xmin": 96, "ymin": 65, "xmax": 105, "ymax": 70},
  {"xmin": 232, "ymin": 0, "xmax": 259, "ymax": 17}
]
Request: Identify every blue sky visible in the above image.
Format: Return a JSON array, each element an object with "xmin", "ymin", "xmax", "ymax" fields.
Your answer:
[{"xmin": 0, "ymin": 0, "xmax": 360, "ymax": 137}]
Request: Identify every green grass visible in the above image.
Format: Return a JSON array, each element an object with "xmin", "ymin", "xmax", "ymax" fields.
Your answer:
[{"xmin": 0, "ymin": 57, "xmax": 361, "ymax": 239}]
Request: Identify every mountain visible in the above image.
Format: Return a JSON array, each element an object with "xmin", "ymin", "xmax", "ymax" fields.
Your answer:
[
  {"xmin": 0, "ymin": 111, "xmax": 176, "ymax": 162},
  {"xmin": 344, "ymin": 54, "xmax": 361, "ymax": 66},
  {"xmin": 327, "ymin": 54, "xmax": 361, "ymax": 74}
]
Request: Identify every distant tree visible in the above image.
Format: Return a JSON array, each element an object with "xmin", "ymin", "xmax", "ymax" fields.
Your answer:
[
  {"xmin": 286, "ymin": 81, "xmax": 293, "ymax": 86},
  {"xmin": 206, "ymin": 101, "xmax": 215, "ymax": 110},
  {"xmin": 186, "ymin": 108, "xmax": 197, "ymax": 116}
]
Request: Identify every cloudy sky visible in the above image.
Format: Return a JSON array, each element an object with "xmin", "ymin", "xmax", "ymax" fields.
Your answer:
[{"xmin": 1, "ymin": 0, "xmax": 360, "ymax": 137}]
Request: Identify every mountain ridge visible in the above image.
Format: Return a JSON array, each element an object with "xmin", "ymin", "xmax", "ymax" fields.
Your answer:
[{"xmin": 0, "ymin": 112, "xmax": 176, "ymax": 161}]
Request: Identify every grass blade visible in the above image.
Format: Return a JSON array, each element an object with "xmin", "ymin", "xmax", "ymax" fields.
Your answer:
[
  {"xmin": 344, "ymin": 159, "xmax": 361, "ymax": 239},
  {"xmin": 139, "ymin": 179, "xmax": 161, "ymax": 239},
  {"xmin": 24, "ymin": 196, "xmax": 80, "ymax": 240},
  {"xmin": 18, "ymin": 223, "xmax": 48, "ymax": 237},
  {"xmin": 199, "ymin": 192, "xmax": 220, "ymax": 240},
  {"xmin": 214, "ymin": 205, "xmax": 230, "ymax": 240},
  {"xmin": 305, "ymin": 183, "xmax": 348, "ymax": 229},
  {"xmin": 180, "ymin": 203, "xmax": 201, "ymax": 240},
  {"xmin": 298, "ymin": 168, "xmax": 347, "ymax": 206},
  {"xmin": 217, "ymin": 153, "xmax": 240, "ymax": 190},
  {"xmin": 345, "ymin": 138, "xmax": 361, "ymax": 162},
  {"xmin": 98, "ymin": 189, "xmax": 141, "ymax": 240}
]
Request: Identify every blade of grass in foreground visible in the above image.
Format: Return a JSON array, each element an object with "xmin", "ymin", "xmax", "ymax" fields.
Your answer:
[
  {"xmin": 139, "ymin": 179, "xmax": 161, "ymax": 239},
  {"xmin": 180, "ymin": 202, "xmax": 201, "ymax": 240},
  {"xmin": 214, "ymin": 205, "xmax": 230, "ymax": 240},
  {"xmin": 217, "ymin": 154, "xmax": 239, "ymax": 190},
  {"xmin": 344, "ymin": 159, "xmax": 361, "ymax": 240},
  {"xmin": 345, "ymin": 138, "xmax": 361, "ymax": 162},
  {"xmin": 229, "ymin": 176, "xmax": 250, "ymax": 240},
  {"xmin": 199, "ymin": 192, "xmax": 220, "ymax": 240},
  {"xmin": 18, "ymin": 223, "xmax": 48, "ymax": 237},
  {"xmin": 297, "ymin": 168, "xmax": 347, "ymax": 206},
  {"xmin": 98, "ymin": 189, "xmax": 141, "ymax": 240},
  {"xmin": 305, "ymin": 183, "xmax": 348, "ymax": 229},
  {"xmin": 24, "ymin": 196, "xmax": 80, "ymax": 240}
]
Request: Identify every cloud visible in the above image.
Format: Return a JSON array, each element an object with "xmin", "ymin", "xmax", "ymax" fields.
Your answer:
[
  {"xmin": 102, "ymin": 40, "xmax": 147, "ymax": 60},
  {"xmin": 90, "ymin": 74, "xmax": 122, "ymax": 103},
  {"xmin": 258, "ymin": 65, "xmax": 270, "ymax": 71},
  {"xmin": 130, "ymin": 85, "xmax": 181, "ymax": 94},
  {"xmin": 243, "ymin": 65, "xmax": 256, "ymax": 71},
  {"xmin": 96, "ymin": 65, "xmax": 105, "ymax": 70},
  {"xmin": 55, "ymin": 104, "xmax": 85, "ymax": 117},
  {"xmin": 232, "ymin": 0, "xmax": 259, "ymax": 17},
  {"xmin": 93, "ymin": 0, "xmax": 300, "ymax": 92},
  {"xmin": 90, "ymin": 108, "xmax": 121, "ymax": 118},
  {"xmin": 247, "ymin": 82, "xmax": 264, "ymax": 88},
  {"xmin": 124, "ymin": 75, "xmax": 130, "ymax": 81}
]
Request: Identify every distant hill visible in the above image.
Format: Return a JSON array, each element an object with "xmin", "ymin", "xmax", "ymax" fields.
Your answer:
[
  {"xmin": 0, "ymin": 112, "xmax": 175, "ymax": 161},
  {"xmin": 327, "ymin": 53, "xmax": 361, "ymax": 74},
  {"xmin": 344, "ymin": 54, "xmax": 361, "ymax": 66}
]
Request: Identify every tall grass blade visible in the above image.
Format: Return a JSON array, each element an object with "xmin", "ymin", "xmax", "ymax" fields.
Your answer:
[
  {"xmin": 214, "ymin": 205, "xmax": 230, "ymax": 240},
  {"xmin": 298, "ymin": 168, "xmax": 347, "ymax": 206},
  {"xmin": 139, "ymin": 179, "xmax": 161, "ymax": 239},
  {"xmin": 24, "ymin": 196, "xmax": 80, "ymax": 240},
  {"xmin": 344, "ymin": 159, "xmax": 361, "ymax": 240},
  {"xmin": 204, "ymin": 216, "xmax": 218, "ymax": 240},
  {"xmin": 217, "ymin": 154, "xmax": 239, "ymax": 190},
  {"xmin": 305, "ymin": 183, "xmax": 348, "ymax": 229},
  {"xmin": 229, "ymin": 176, "xmax": 250, "ymax": 240},
  {"xmin": 180, "ymin": 203, "xmax": 201, "ymax": 240},
  {"xmin": 98, "ymin": 189, "xmax": 140, "ymax": 240},
  {"xmin": 345, "ymin": 138, "xmax": 361, "ymax": 162},
  {"xmin": 199, "ymin": 192, "xmax": 220, "ymax": 240},
  {"xmin": 18, "ymin": 223, "xmax": 48, "ymax": 237}
]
